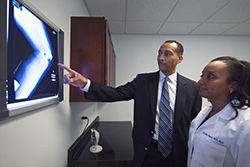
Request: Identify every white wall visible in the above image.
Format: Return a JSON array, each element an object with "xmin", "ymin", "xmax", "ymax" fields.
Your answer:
[
  {"xmin": 1, "ymin": 1, "xmax": 250, "ymax": 167},
  {"xmin": 0, "ymin": 0, "xmax": 97, "ymax": 167},
  {"xmin": 98, "ymin": 35, "xmax": 250, "ymax": 123}
]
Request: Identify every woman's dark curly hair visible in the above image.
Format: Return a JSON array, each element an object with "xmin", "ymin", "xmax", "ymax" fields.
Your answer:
[{"xmin": 211, "ymin": 56, "xmax": 250, "ymax": 117}]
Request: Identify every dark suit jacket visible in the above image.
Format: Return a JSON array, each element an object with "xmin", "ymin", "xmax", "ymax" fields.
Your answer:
[{"xmin": 85, "ymin": 71, "xmax": 202, "ymax": 167}]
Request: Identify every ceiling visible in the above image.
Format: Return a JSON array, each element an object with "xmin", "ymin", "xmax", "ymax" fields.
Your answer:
[{"xmin": 83, "ymin": 0, "xmax": 250, "ymax": 35}]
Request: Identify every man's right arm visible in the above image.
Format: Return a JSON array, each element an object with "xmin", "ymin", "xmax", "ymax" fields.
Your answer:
[{"xmin": 58, "ymin": 63, "xmax": 136, "ymax": 102}]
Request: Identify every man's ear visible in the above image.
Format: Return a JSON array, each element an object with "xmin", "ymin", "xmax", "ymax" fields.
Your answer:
[{"xmin": 177, "ymin": 55, "xmax": 183, "ymax": 64}]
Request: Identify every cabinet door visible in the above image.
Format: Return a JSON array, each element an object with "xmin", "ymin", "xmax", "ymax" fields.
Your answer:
[
  {"xmin": 70, "ymin": 17, "xmax": 115, "ymax": 102},
  {"xmin": 105, "ymin": 21, "xmax": 116, "ymax": 87}
]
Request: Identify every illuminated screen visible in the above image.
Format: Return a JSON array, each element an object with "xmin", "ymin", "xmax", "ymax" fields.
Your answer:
[{"xmin": 7, "ymin": 0, "xmax": 60, "ymax": 110}]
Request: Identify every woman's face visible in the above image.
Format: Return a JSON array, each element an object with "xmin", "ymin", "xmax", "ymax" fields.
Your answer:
[{"xmin": 198, "ymin": 60, "xmax": 234, "ymax": 103}]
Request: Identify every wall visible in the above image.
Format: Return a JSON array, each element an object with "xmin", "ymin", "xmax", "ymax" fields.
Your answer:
[
  {"xmin": 1, "ymin": 1, "xmax": 250, "ymax": 166},
  {"xmin": 98, "ymin": 35, "xmax": 250, "ymax": 124},
  {"xmin": 0, "ymin": 0, "xmax": 97, "ymax": 167}
]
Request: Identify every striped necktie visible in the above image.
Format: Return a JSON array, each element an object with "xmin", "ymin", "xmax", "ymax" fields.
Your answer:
[{"xmin": 158, "ymin": 77, "xmax": 173, "ymax": 158}]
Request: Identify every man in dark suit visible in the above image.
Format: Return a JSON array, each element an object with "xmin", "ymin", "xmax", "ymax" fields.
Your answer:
[{"xmin": 58, "ymin": 40, "xmax": 202, "ymax": 167}]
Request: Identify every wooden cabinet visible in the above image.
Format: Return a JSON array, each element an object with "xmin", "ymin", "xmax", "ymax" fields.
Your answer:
[{"xmin": 70, "ymin": 17, "xmax": 116, "ymax": 102}]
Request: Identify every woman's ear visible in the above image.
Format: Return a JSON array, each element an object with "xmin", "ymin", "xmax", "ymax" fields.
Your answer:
[{"xmin": 230, "ymin": 81, "xmax": 238, "ymax": 92}]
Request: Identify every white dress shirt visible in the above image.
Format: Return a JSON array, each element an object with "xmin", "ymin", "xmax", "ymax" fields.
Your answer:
[
  {"xmin": 188, "ymin": 103, "xmax": 250, "ymax": 167},
  {"xmin": 81, "ymin": 79, "xmax": 91, "ymax": 92}
]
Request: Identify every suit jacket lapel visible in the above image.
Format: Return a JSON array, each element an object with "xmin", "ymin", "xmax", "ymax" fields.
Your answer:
[
  {"xmin": 174, "ymin": 74, "xmax": 187, "ymax": 125},
  {"xmin": 148, "ymin": 72, "xmax": 189, "ymax": 126},
  {"xmin": 149, "ymin": 71, "xmax": 159, "ymax": 121}
]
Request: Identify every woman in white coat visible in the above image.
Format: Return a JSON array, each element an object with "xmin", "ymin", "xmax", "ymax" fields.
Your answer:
[{"xmin": 188, "ymin": 56, "xmax": 250, "ymax": 167}]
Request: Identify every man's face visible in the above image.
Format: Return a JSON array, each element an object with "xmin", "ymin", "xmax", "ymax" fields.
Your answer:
[{"xmin": 157, "ymin": 42, "xmax": 183, "ymax": 76}]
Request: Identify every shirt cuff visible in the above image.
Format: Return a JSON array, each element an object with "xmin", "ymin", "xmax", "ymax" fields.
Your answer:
[{"xmin": 80, "ymin": 79, "xmax": 91, "ymax": 92}]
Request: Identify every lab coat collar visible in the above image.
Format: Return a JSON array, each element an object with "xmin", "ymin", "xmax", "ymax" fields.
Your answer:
[
  {"xmin": 218, "ymin": 103, "xmax": 236, "ymax": 120},
  {"xmin": 200, "ymin": 103, "xmax": 236, "ymax": 127},
  {"xmin": 202, "ymin": 103, "xmax": 235, "ymax": 120}
]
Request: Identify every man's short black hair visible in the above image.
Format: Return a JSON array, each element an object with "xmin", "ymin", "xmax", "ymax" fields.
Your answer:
[{"xmin": 165, "ymin": 40, "xmax": 184, "ymax": 56}]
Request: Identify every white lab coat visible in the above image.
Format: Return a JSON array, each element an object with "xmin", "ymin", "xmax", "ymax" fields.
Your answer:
[{"xmin": 187, "ymin": 103, "xmax": 250, "ymax": 167}]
